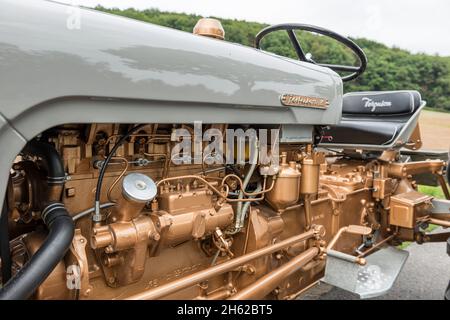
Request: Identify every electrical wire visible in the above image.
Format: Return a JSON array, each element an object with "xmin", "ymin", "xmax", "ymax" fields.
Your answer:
[{"xmin": 93, "ymin": 124, "xmax": 146, "ymax": 221}]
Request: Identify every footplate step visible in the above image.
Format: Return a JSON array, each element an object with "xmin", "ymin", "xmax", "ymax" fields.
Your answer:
[{"xmin": 323, "ymin": 246, "xmax": 409, "ymax": 299}]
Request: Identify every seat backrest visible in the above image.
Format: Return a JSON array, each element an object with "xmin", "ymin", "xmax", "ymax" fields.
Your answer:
[{"xmin": 342, "ymin": 90, "xmax": 421, "ymax": 117}]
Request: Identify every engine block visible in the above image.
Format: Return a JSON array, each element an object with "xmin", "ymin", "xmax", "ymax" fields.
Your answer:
[{"xmin": 3, "ymin": 123, "xmax": 448, "ymax": 300}]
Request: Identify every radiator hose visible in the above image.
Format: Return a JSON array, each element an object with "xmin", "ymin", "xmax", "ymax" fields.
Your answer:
[
  {"xmin": 22, "ymin": 140, "xmax": 66, "ymax": 186},
  {"xmin": 0, "ymin": 140, "xmax": 74, "ymax": 300},
  {"xmin": 0, "ymin": 203, "xmax": 74, "ymax": 300}
]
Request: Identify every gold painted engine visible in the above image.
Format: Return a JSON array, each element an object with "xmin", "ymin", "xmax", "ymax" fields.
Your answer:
[{"xmin": 3, "ymin": 123, "xmax": 449, "ymax": 300}]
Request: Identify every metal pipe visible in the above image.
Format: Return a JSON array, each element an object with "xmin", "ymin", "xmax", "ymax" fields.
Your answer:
[
  {"xmin": 72, "ymin": 202, "xmax": 116, "ymax": 221},
  {"xmin": 284, "ymin": 279, "xmax": 321, "ymax": 300},
  {"xmin": 421, "ymin": 231, "xmax": 450, "ymax": 243},
  {"xmin": 326, "ymin": 226, "xmax": 347, "ymax": 250},
  {"xmin": 126, "ymin": 227, "xmax": 319, "ymax": 300},
  {"xmin": 195, "ymin": 166, "xmax": 226, "ymax": 175},
  {"xmin": 327, "ymin": 225, "xmax": 372, "ymax": 251},
  {"xmin": 228, "ymin": 180, "xmax": 264, "ymax": 235},
  {"xmin": 303, "ymin": 194, "xmax": 312, "ymax": 231},
  {"xmin": 388, "ymin": 160, "xmax": 445, "ymax": 178},
  {"xmin": 357, "ymin": 233, "xmax": 396, "ymax": 258},
  {"xmin": 327, "ymin": 249, "xmax": 364, "ymax": 264},
  {"xmin": 239, "ymin": 182, "xmax": 262, "ymax": 228},
  {"xmin": 225, "ymin": 178, "xmax": 275, "ymax": 203},
  {"xmin": 105, "ymin": 134, "xmax": 171, "ymax": 146},
  {"xmin": 157, "ymin": 175, "xmax": 228, "ymax": 199},
  {"xmin": 199, "ymin": 289, "xmax": 233, "ymax": 300},
  {"xmin": 236, "ymin": 138, "xmax": 259, "ymax": 230},
  {"xmin": 221, "ymin": 174, "xmax": 275, "ymax": 197},
  {"xmin": 428, "ymin": 218, "xmax": 450, "ymax": 228},
  {"xmin": 437, "ymin": 174, "xmax": 450, "ymax": 200},
  {"xmin": 106, "ymin": 156, "xmax": 129, "ymax": 203},
  {"xmin": 282, "ymin": 188, "xmax": 370, "ymax": 213},
  {"xmin": 228, "ymin": 247, "xmax": 319, "ymax": 300}
]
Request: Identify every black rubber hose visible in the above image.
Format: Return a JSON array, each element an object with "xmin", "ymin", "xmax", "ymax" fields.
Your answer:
[
  {"xmin": 0, "ymin": 202, "xmax": 74, "ymax": 300},
  {"xmin": 0, "ymin": 199, "xmax": 11, "ymax": 284},
  {"xmin": 22, "ymin": 140, "xmax": 66, "ymax": 185},
  {"xmin": 93, "ymin": 124, "xmax": 145, "ymax": 220}
]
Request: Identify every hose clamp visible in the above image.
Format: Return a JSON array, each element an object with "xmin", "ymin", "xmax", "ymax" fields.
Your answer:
[{"xmin": 41, "ymin": 202, "xmax": 66, "ymax": 225}]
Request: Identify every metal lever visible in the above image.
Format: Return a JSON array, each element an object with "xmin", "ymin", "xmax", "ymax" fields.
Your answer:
[{"xmin": 326, "ymin": 225, "xmax": 372, "ymax": 266}]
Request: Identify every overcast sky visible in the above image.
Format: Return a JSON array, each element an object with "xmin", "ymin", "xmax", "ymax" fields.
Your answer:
[{"xmin": 58, "ymin": 0, "xmax": 450, "ymax": 56}]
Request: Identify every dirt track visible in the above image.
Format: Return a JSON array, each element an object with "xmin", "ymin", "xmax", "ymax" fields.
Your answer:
[{"xmin": 419, "ymin": 110, "xmax": 450, "ymax": 150}]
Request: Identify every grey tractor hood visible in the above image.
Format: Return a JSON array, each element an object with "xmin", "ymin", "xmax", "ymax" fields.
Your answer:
[{"xmin": 0, "ymin": 0, "xmax": 343, "ymax": 136}]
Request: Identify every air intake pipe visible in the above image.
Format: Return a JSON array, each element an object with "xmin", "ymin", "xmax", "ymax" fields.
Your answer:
[
  {"xmin": 22, "ymin": 139, "xmax": 66, "ymax": 203},
  {"xmin": 0, "ymin": 203, "xmax": 74, "ymax": 300},
  {"xmin": 0, "ymin": 140, "xmax": 73, "ymax": 300},
  {"xmin": 22, "ymin": 140, "xmax": 66, "ymax": 186}
]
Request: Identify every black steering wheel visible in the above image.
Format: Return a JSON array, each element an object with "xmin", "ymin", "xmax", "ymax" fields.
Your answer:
[{"xmin": 255, "ymin": 23, "xmax": 367, "ymax": 82}]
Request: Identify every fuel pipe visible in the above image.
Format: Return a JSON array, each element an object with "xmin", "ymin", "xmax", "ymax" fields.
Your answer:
[
  {"xmin": 0, "ymin": 140, "xmax": 74, "ymax": 300},
  {"xmin": 228, "ymin": 247, "xmax": 319, "ymax": 300},
  {"xmin": 126, "ymin": 226, "xmax": 323, "ymax": 300}
]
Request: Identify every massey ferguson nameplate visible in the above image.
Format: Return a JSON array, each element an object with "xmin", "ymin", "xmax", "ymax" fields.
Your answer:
[{"xmin": 280, "ymin": 94, "xmax": 330, "ymax": 109}]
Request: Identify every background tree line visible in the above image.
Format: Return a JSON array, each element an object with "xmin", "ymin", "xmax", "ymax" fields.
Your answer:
[{"xmin": 97, "ymin": 6, "xmax": 450, "ymax": 112}]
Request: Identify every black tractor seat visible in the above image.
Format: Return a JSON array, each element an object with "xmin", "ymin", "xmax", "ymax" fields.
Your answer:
[{"xmin": 320, "ymin": 90, "xmax": 423, "ymax": 147}]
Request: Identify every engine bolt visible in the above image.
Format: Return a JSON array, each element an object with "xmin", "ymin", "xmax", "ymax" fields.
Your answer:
[{"xmin": 84, "ymin": 288, "xmax": 92, "ymax": 297}]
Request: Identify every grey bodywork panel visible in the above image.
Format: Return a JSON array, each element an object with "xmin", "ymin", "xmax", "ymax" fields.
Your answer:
[
  {"xmin": 0, "ymin": 0, "xmax": 343, "ymax": 135},
  {"xmin": 0, "ymin": 0, "xmax": 342, "ymax": 209},
  {"xmin": 0, "ymin": 113, "xmax": 27, "ymax": 208}
]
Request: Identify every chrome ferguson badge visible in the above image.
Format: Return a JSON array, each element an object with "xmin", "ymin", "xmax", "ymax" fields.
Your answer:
[
  {"xmin": 362, "ymin": 97, "xmax": 392, "ymax": 112},
  {"xmin": 280, "ymin": 94, "xmax": 329, "ymax": 109}
]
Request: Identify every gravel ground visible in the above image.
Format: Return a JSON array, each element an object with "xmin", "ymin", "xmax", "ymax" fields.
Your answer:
[{"xmin": 300, "ymin": 230, "xmax": 450, "ymax": 300}]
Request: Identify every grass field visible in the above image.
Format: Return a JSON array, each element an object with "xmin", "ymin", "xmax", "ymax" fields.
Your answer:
[
  {"xmin": 419, "ymin": 109, "xmax": 450, "ymax": 150},
  {"xmin": 418, "ymin": 185, "xmax": 447, "ymax": 198}
]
